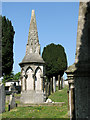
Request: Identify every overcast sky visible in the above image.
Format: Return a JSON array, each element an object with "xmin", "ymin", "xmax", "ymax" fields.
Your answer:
[{"xmin": 2, "ymin": 2, "xmax": 79, "ymax": 78}]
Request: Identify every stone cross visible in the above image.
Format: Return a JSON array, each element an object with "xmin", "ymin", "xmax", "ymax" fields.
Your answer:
[{"xmin": 8, "ymin": 83, "xmax": 16, "ymax": 110}]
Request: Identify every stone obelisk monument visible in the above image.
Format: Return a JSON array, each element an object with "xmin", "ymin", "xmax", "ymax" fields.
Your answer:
[
  {"xmin": 66, "ymin": 2, "xmax": 90, "ymax": 119},
  {"xmin": 19, "ymin": 10, "xmax": 46, "ymax": 104}
]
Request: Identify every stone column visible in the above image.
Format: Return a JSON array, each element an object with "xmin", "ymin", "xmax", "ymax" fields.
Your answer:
[
  {"xmin": 69, "ymin": 79, "xmax": 75, "ymax": 119},
  {"xmin": 21, "ymin": 70, "xmax": 26, "ymax": 91},
  {"xmin": 66, "ymin": 77, "xmax": 75, "ymax": 119},
  {"xmin": 67, "ymin": 90, "xmax": 69, "ymax": 112},
  {"xmin": 65, "ymin": 73, "xmax": 75, "ymax": 120},
  {"xmin": 53, "ymin": 76, "xmax": 56, "ymax": 93},
  {"xmin": 41, "ymin": 76, "xmax": 44, "ymax": 91},
  {"xmin": 25, "ymin": 75, "xmax": 27, "ymax": 91},
  {"xmin": 33, "ymin": 75, "xmax": 35, "ymax": 90},
  {"xmin": 22, "ymin": 76, "xmax": 26, "ymax": 91}
]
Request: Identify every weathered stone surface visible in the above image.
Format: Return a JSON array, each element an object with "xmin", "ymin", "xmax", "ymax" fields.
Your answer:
[
  {"xmin": 66, "ymin": 2, "xmax": 90, "ymax": 119},
  {"xmin": 0, "ymin": 83, "xmax": 5, "ymax": 113},
  {"xmin": 20, "ymin": 90, "xmax": 46, "ymax": 104}
]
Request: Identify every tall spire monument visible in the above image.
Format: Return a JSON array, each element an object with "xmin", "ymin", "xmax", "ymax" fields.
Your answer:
[{"xmin": 19, "ymin": 10, "xmax": 46, "ymax": 103}]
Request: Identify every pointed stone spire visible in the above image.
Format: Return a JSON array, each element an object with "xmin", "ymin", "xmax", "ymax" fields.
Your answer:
[
  {"xmin": 19, "ymin": 10, "xmax": 45, "ymax": 65},
  {"xmin": 26, "ymin": 10, "xmax": 40, "ymax": 55}
]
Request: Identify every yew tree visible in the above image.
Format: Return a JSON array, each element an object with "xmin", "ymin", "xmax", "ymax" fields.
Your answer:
[
  {"xmin": 2, "ymin": 16, "xmax": 15, "ymax": 76},
  {"xmin": 42, "ymin": 43, "xmax": 67, "ymax": 78}
]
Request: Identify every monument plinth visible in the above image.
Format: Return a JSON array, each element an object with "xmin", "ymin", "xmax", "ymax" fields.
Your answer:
[{"xmin": 19, "ymin": 10, "xmax": 46, "ymax": 104}]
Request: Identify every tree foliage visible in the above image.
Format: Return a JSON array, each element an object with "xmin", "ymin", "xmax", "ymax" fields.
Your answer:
[
  {"xmin": 42, "ymin": 43, "xmax": 67, "ymax": 78},
  {"xmin": 13, "ymin": 72, "xmax": 21, "ymax": 81},
  {"xmin": 2, "ymin": 16, "xmax": 15, "ymax": 75},
  {"xmin": 2, "ymin": 72, "xmax": 14, "ymax": 85}
]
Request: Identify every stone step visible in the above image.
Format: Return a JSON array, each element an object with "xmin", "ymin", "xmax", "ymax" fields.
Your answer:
[{"xmin": 18, "ymin": 102, "xmax": 65, "ymax": 107}]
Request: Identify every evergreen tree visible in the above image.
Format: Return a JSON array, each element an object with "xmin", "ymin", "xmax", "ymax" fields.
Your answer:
[
  {"xmin": 42, "ymin": 43, "xmax": 67, "ymax": 78},
  {"xmin": 2, "ymin": 16, "xmax": 15, "ymax": 76}
]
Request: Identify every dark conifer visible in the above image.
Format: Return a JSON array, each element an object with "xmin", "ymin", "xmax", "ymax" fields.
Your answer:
[{"xmin": 42, "ymin": 43, "xmax": 67, "ymax": 78}]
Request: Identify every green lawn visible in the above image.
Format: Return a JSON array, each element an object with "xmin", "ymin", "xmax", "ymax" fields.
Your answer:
[{"xmin": 1, "ymin": 85, "xmax": 69, "ymax": 119}]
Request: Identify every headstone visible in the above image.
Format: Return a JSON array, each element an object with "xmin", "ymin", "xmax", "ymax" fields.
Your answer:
[
  {"xmin": 45, "ymin": 81, "xmax": 48, "ymax": 98},
  {"xmin": 50, "ymin": 77, "xmax": 53, "ymax": 93},
  {"xmin": 9, "ymin": 94, "xmax": 16, "ymax": 110},
  {"xmin": 58, "ymin": 75, "xmax": 60, "ymax": 90},
  {"xmin": 48, "ymin": 82, "xmax": 51, "ymax": 95},
  {"xmin": 53, "ymin": 76, "xmax": 56, "ymax": 93},
  {"xmin": 0, "ymin": 82, "xmax": 5, "ymax": 113},
  {"xmin": 61, "ymin": 77, "xmax": 64, "ymax": 89},
  {"xmin": 9, "ymin": 84, "xmax": 16, "ymax": 110}
]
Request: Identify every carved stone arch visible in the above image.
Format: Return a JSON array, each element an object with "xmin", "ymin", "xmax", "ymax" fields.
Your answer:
[
  {"xmin": 35, "ymin": 66, "xmax": 42, "ymax": 75},
  {"xmin": 35, "ymin": 66, "xmax": 42, "ymax": 91},
  {"xmin": 25, "ymin": 66, "xmax": 34, "ymax": 90},
  {"xmin": 25, "ymin": 66, "xmax": 33, "ymax": 75}
]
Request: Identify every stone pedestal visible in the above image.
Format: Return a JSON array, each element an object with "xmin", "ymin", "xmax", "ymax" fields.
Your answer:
[{"xmin": 21, "ymin": 90, "xmax": 46, "ymax": 104}]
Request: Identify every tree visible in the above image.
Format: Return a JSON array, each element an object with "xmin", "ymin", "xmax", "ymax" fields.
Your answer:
[
  {"xmin": 2, "ymin": 16, "xmax": 15, "ymax": 76},
  {"xmin": 42, "ymin": 43, "xmax": 67, "ymax": 78},
  {"xmin": 2, "ymin": 71, "xmax": 14, "ymax": 84},
  {"xmin": 13, "ymin": 72, "xmax": 21, "ymax": 81}
]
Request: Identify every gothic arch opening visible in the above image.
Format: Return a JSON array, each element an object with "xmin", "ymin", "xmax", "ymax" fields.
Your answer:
[
  {"xmin": 35, "ymin": 67, "xmax": 42, "ymax": 91},
  {"xmin": 26, "ymin": 67, "xmax": 34, "ymax": 90}
]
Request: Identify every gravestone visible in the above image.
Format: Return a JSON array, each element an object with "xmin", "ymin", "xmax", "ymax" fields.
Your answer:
[
  {"xmin": 61, "ymin": 77, "xmax": 64, "ymax": 89},
  {"xmin": 53, "ymin": 76, "xmax": 56, "ymax": 93},
  {"xmin": 50, "ymin": 77, "xmax": 53, "ymax": 93},
  {"xmin": 45, "ymin": 81, "xmax": 48, "ymax": 98},
  {"xmin": 9, "ymin": 83, "xmax": 16, "ymax": 110},
  {"xmin": 58, "ymin": 75, "xmax": 60, "ymax": 90},
  {"xmin": 0, "ymin": 82, "xmax": 5, "ymax": 113}
]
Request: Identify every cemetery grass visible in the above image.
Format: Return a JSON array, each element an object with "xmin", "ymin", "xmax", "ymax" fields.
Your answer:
[{"xmin": 1, "ymin": 85, "xmax": 69, "ymax": 118}]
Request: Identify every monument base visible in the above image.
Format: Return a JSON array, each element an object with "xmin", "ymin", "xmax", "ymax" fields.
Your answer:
[{"xmin": 20, "ymin": 90, "xmax": 46, "ymax": 104}]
